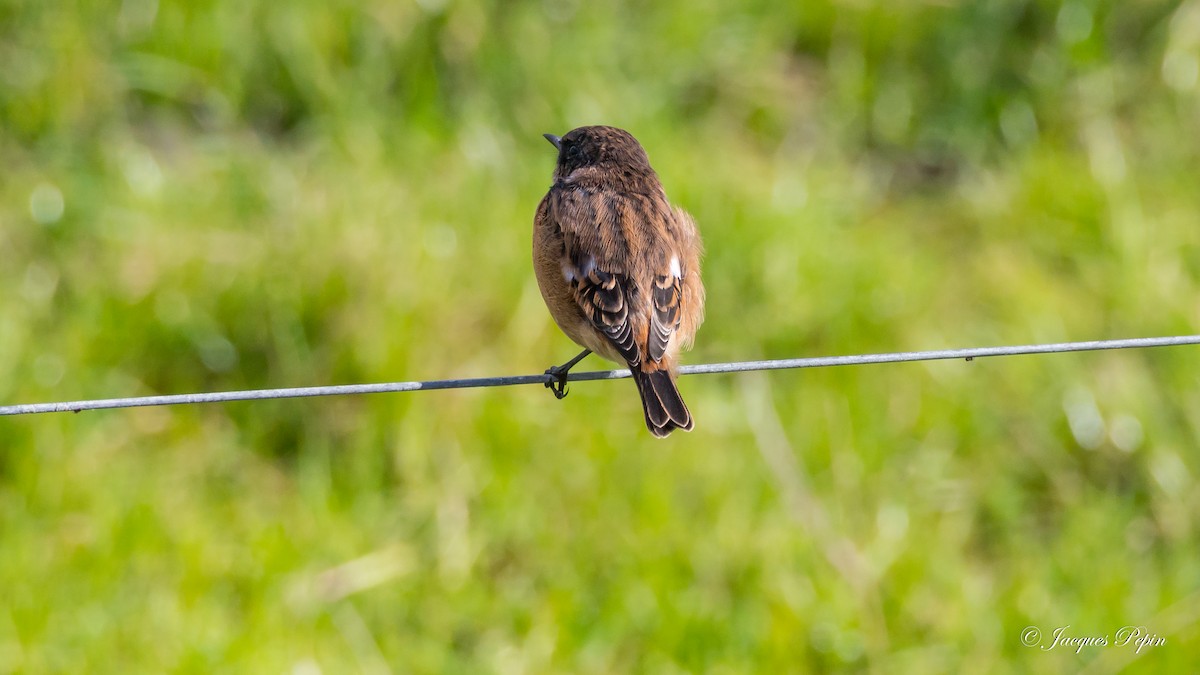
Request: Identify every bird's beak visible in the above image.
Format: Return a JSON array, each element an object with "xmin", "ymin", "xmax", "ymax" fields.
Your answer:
[{"xmin": 543, "ymin": 133, "xmax": 562, "ymax": 150}]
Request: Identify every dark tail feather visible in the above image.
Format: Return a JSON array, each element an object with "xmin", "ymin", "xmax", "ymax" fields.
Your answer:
[{"xmin": 632, "ymin": 369, "xmax": 694, "ymax": 438}]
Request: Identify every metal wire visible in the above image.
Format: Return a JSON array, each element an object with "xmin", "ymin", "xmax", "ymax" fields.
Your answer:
[{"xmin": 2, "ymin": 335, "xmax": 1197, "ymax": 416}]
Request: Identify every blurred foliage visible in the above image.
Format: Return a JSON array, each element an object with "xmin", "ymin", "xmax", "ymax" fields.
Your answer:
[{"xmin": 3, "ymin": 0, "xmax": 1200, "ymax": 672}]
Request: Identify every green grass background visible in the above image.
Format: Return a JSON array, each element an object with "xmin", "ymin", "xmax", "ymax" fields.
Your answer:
[{"xmin": 3, "ymin": 0, "xmax": 1200, "ymax": 672}]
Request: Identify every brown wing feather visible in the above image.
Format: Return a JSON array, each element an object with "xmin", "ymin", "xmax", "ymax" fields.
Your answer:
[
  {"xmin": 573, "ymin": 266, "xmax": 641, "ymax": 367},
  {"xmin": 648, "ymin": 273, "xmax": 682, "ymax": 364}
]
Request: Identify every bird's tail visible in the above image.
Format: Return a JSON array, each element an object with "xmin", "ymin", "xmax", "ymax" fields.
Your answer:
[{"xmin": 632, "ymin": 367, "xmax": 694, "ymax": 438}]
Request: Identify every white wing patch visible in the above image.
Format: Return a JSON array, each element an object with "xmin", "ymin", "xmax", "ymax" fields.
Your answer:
[
  {"xmin": 669, "ymin": 255, "xmax": 682, "ymax": 279},
  {"xmin": 563, "ymin": 255, "xmax": 598, "ymax": 283}
]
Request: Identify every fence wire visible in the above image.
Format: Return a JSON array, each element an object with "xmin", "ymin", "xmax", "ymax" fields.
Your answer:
[{"xmin": 2, "ymin": 335, "xmax": 1198, "ymax": 416}]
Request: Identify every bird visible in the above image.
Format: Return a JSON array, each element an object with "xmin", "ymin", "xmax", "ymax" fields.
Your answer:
[{"xmin": 533, "ymin": 125, "xmax": 704, "ymax": 437}]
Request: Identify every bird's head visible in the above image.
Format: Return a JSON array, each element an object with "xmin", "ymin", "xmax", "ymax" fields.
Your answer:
[{"xmin": 544, "ymin": 126, "xmax": 655, "ymax": 185}]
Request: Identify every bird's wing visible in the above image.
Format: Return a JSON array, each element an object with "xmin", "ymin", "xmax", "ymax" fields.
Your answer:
[
  {"xmin": 647, "ymin": 261, "xmax": 683, "ymax": 364},
  {"xmin": 550, "ymin": 187, "xmax": 646, "ymax": 368}
]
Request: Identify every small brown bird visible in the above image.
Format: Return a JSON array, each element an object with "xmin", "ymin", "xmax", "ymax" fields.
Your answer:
[{"xmin": 533, "ymin": 126, "xmax": 704, "ymax": 437}]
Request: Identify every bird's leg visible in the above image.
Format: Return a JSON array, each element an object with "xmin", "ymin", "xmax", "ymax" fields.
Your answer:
[{"xmin": 544, "ymin": 349, "xmax": 591, "ymax": 399}]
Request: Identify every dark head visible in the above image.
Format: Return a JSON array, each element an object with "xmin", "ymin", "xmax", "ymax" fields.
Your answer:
[{"xmin": 543, "ymin": 126, "xmax": 656, "ymax": 186}]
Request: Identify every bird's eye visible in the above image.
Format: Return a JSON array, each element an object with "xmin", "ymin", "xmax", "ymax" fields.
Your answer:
[{"xmin": 566, "ymin": 143, "xmax": 583, "ymax": 160}]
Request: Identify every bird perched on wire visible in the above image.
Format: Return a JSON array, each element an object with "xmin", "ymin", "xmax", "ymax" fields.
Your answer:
[{"xmin": 533, "ymin": 125, "xmax": 705, "ymax": 437}]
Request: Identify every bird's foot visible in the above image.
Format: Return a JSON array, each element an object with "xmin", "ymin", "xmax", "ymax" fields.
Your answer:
[
  {"xmin": 545, "ymin": 364, "xmax": 571, "ymax": 399},
  {"xmin": 543, "ymin": 349, "xmax": 591, "ymax": 400}
]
